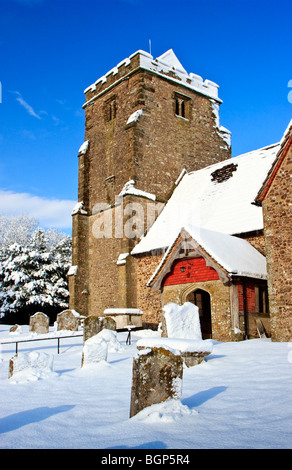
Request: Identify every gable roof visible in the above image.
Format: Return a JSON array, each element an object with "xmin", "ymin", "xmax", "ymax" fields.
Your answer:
[
  {"xmin": 148, "ymin": 225, "xmax": 267, "ymax": 290},
  {"xmin": 156, "ymin": 49, "xmax": 188, "ymax": 75},
  {"xmin": 255, "ymin": 119, "xmax": 292, "ymax": 204},
  {"xmin": 132, "ymin": 142, "xmax": 280, "ymax": 256}
]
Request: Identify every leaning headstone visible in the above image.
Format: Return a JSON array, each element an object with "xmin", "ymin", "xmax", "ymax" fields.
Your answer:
[
  {"xmin": 81, "ymin": 335, "xmax": 108, "ymax": 367},
  {"xmin": 8, "ymin": 351, "xmax": 54, "ymax": 380},
  {"xmin": 130, "ymin": 346, "xmax": 183, "ymax": 418},
  {"xmin": 57, "ymin": 310, "xmax": 79, "ymax": 331},
  {"xmin": 29, "ymin": 312, "xmax": 49, "ymax": 334}
]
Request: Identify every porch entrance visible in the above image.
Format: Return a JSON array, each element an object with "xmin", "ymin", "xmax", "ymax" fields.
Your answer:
[{"xmin": 187, "ymin": 289, "xmax": 212, "ymax": 339}]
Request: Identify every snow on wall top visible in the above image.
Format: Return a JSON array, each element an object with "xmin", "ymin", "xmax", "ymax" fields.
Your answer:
[
  {"xmin": 119, "ymin": 180, "xmax": 156, "ymax": 201},
  {"xmin": 84, "ymin": 49, "xmax": 222, "ymax": 103},
  {"xmin": 132, "ymin": 142, "xmax": 280, "ymax": 255}
]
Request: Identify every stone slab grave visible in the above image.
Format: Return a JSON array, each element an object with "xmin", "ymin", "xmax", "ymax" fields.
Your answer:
[
  {"xmin": 57, "ymin": 309, "xmax": 80, "ymax": 331},
  {"xmin": 130, "ymin": 346, "xmax": 183, "ymax": 418},
  {"xmin": 29, "ymin": 312, "xmax": 49, "ymax": 334},
  {"xmin": 137, "ymin": 302, "xmax": 213, "ymax": 367},
  {"xmin": 103, "ymin": 308, "xmax": 142, "ymax": 329}
]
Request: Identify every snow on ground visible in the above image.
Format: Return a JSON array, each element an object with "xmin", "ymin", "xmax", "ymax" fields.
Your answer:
[{"xmin": 0, "ymin": 324, "xmax": 291, "ymax": 449}]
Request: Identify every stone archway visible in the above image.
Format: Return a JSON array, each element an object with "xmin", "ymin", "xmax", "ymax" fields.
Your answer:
[{"xmin": 185, "ymin": 287, "xmax": 212, "ymax": 339}]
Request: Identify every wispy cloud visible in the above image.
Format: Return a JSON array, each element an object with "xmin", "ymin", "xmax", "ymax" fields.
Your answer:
[
  {"xmin": 0, "ymin": 189, "xmax": 75, "ymax": 230},
  {"xmin": 13, "ymin": 91, "xmax": 41, "ymax": 119}
]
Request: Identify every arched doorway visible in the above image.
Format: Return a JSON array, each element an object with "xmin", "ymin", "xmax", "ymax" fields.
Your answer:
[{"xmin": 186, "ymin": 289, "xmax": 212, "ymax": 339}]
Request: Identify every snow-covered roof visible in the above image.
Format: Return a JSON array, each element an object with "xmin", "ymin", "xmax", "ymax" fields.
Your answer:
[
  {"xmin": 84, "ymin": 49, "xmax": 222, "ymax": 103},
  {"xmin": 256, "ymin": 119, "xmax": 292, "ymax": 204},
  {"xmin": 183, "ymin": 225, "xmax": 267, "ymax": 279},
  {"xmin": 148, "ymin": 225, "xmax": 267, "ymax": 289},
  {"xmin": 132, "ymin": 142, "xmax": 280, "ymax": 255}
]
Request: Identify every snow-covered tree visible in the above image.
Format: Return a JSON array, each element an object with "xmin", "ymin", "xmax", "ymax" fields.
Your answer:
[
  {"xmin": 0, "ymin": 226, "xmax": 72, "ymax": 324},
  {"xmin": 0, "ymin": 214, "xmax": 39, "ymax": 252}
]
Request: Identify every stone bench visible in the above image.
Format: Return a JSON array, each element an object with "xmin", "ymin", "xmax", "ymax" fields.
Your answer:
[{"xmin": 136, "ymin": 337, "xmax": 213, "ymax": 367}]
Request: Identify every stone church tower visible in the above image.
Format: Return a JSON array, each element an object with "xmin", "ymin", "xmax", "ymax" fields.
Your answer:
[{"xmin": 69, "ymin": 49, "xmax": 231, "ymax": 319}]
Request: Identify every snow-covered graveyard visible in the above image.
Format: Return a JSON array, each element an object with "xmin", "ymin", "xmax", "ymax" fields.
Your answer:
[{"xmin": 0, "ymin": 319, "xmax": 292, "ymax": 450}]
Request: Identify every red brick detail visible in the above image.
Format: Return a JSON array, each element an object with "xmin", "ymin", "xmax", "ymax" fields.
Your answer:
[
  {"xmin": 237, "ymin": 283, "xmax": 256, "ymax": 313},
  {"xmin": 163, "ymin": 257, "xmax": 220, "ymax": 286}
]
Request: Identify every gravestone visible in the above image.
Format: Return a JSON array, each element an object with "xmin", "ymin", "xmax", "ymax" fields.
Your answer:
[
  {"xmin": 159, "ymin": 302, "xmax": 212, "ymax": 366},
  {"xmin": 83, "ymin": 316, "xmax": 116, "ymax": 343},
  {"xmin": 162, "ymin": 302, "xmax": 202, "ymax": 339},
  {"xmin": 8, "ymin": 351, "xmax": 54, "ymax": 379},
  {"xmin": 57, "ymin": 310, "xmax": 79, "ymax": 331},
  {"xmin": 81, "ymin": 335, "xmax": 108, "ymax": 367},
  {"xmin": 29, "ymin": 312, "xmax": 49, "ymax": 334},
  {"xmin": 130, "ymin": 346, "xmax": 183, "ymax": 418},
  {"xmin": 100, "ymin": 316, "xmax": 116, "ymax": 331},
  {"xmin": 83, "ymin": 315, "xmax": 100, "ymax": 343},
  {"xmin": 9, "ymin": 324, "xmax": 22, "ymax": 334}
]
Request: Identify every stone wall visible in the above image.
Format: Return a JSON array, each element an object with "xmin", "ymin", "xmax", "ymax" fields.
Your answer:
[
  {"xmin": 80, "ymin": 67, "xmax": 230, "ymax": 212},
  {"xmin": 237, "ymin": 230, "xmax": 266, "ymax": 256},
  {"xmin": 135, "ymin": 252, "xmax": 165, "ymax": 326},
  {"xmin": 70, "ymin": 51, "xmax": 231, "ymax": 318},
  {"xmin": 262, "ymin": 140, "xmax": 292, "ymax": 341}
]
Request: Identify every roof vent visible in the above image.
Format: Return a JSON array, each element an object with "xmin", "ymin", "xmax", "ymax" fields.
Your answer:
[{"xmin": 211, "ymin": 163, "xmax": 238, "ymax": 183}]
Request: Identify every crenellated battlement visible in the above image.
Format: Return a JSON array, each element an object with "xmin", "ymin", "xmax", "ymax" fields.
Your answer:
[{"xmin": 83, "ymin": 49, "xmax": 222, "ymax": 108}]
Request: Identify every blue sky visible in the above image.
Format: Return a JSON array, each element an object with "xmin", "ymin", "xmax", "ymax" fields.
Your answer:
[{"xmin": 0, "ymin": 0, "xmax": 291, "ymax": 233}]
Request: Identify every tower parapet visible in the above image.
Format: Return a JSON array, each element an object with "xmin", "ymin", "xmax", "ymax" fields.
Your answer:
[{"xmin": 84, "ymin": 49, "xmax": 222, "ymax": 108}]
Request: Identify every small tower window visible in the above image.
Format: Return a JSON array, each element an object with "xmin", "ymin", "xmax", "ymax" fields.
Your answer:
[
  {"xmin": 174, "ymin": 93, "xmax": 191, "ymax": 120},
  {"xmin": 104, "ymin": 96, "xmax": 117, "ymax": 122}
]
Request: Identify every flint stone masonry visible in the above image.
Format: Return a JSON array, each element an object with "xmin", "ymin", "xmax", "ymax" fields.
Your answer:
[
  {"xmin": 29, "ymin": 312, "xmax": 49, "ymax": 334},
  {"xmin": 129, "ymin": 346, "xmax": 183, "ymax": 418},
  {"xmin": 57, "ymin": 310, "xmax": 79, "ymax": 331}
]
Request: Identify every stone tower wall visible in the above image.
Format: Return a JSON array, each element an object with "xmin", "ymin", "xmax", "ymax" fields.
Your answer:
[
  {"xmin": 70, "ymin": 50, "xmax": 231, "ymax": 318},
  {"xmin": 261, "ymin": 138, "xmax": 292, "ymax": 341}
]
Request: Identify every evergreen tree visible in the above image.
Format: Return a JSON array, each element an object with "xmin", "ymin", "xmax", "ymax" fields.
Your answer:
[{"xmin": 0, "ymin": 228, "xmax": 72, "ymax": 323}]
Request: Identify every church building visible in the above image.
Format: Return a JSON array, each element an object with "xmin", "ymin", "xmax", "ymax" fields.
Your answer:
[{"xmin": 68, "ymin": 48, "xmax": 291, "ymax": 342}]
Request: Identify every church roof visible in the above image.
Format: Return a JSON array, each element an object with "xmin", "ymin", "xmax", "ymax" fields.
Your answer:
[
  {"xmin": 132, "ymin": 142, "xmax": 280, "ymax": 255},
  {"xmin": 255, "ymin": 119, "xmax": 292, "ymax": 203},
  {"xmin": 148, "ymin": 225, "xmax": 267, "ymax": 289}
]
